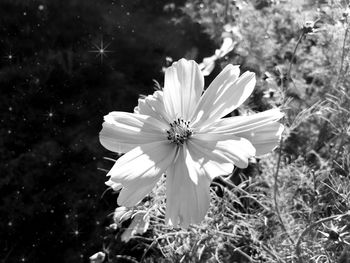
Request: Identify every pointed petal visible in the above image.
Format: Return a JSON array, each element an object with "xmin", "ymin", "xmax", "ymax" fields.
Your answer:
[
  {"xmin": 165, "ymin": 148, "xmax": 211, "ymax": 228},
  {"xmin": 191, "ymin": 134, "xmax": 256, "ymax": 169},
  {"xmin": 163, "ymin": 59, "xmax": 204, "ymax": 120},
  {"xmin": 105, "ymin": 179, "xmax": 123, "ymax": 191},
  {"xmin": 108, "ymin": 141, "xmax": 176, "ymax": 185},
  {"xmin": 192, "ymin": 65, "xmax": 255, "ymax": 128},
  {"xmin": 204, "ymin": 108, "xmax": 284, "ymax": 134},
  {"xmin": 99, "ymin": 112, "xmax": 167, "ymax": 153},
  {"xmin": 114, "ymin": 207, "xmax": 133, "ymax": 224},
  {"xmin": 191, "ymin": 64, "xmax": 240, "ymax": 125},
  {"xmin": 135, "ymin": 91, "xmax": 170, "ymax": 123},
  {"xmin": 236, "ymin": 123, "xmax": 284, "ymax": 156}
]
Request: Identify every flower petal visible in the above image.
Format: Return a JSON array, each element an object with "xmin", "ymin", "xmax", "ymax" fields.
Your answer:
[
  {"xmin": 204, "ymin": 108, "xmax": 284, "ymax": 134},
  {"xmin": 191, "ymin": 65, "xmax": 255, "ymax": 128},
  {"xmin": 108, "ymin": 141, "xmax": 177, "ymax": 207},
  {"xmin": 163, "ymin": 59, "xmax": 204, "ymax": 120},
  {"xmin": 191, "ymin": 133, "xmax": 256, "ymax": 169},
  {"xmin": 113, "ymin": 207, "xmax": 133, "ymax": 224},
  {"xmin": 236, "ymin": 123, "xmax": 284, "ymax": 156},
  {"xmin": 105, "ymin": 179, "xmax": 123, "ymax": 191},
  {"xmin": 187, "ymin": 140, "xmax": 233, "ymax": 179},
  {"xmin": 165, "ymin": 146, "xmax": 211, "ymax": 227},
  {"xmin": 134, "ymin": 91, "xmax": 170, "ymax": 123},
  {"xmin": 108, "ymin": 141, "xmax": 176, "ymax": 184},
  {"xmin": 200, "ymin": 109, "xmax": 284, "ymax": 155},
  {"xmin": 99, "ymin": 112, "xmax": 167, "ymax": 153}
]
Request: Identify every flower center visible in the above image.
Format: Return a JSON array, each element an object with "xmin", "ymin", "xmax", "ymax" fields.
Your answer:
[{"xmin": 166, "ymin": 118, "xmax": 192, "ymax": 145}]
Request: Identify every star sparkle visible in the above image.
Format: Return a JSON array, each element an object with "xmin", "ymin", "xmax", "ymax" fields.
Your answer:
[
  {"xmin": 44, "ymin": 108, "xmax": 55, "ymax": 120},
  {"xmin": 3, "ymin": 50, "xmax": 14, "ymax": 62},
  {"xmin": 89, "ymin": 38, "xmax": 113, "ymax": 63},
  {"xmin": 70, "ymin": 226, "xmax": 82, "ymax": 237}
]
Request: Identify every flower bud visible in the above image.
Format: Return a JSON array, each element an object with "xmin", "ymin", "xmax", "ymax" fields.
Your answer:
[{"xmin": 89, "ymin": 252, "xmax": 105, "ymax": 263}]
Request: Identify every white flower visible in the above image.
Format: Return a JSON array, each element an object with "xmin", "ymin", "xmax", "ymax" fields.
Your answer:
[
  {"xmin": 89, "ymin": 252, "xmax": 105, "ymax": 263},
  {"xmin": 100, "ymin": 58, "xmax": 284, "ymax": 228}
]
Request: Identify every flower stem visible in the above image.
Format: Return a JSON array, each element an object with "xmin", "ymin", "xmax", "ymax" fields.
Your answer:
[
  {"xmin": 273, "ymin": 138, "xmax": 295, "ymax": 248},
  {"xmin": 271, "ymin": 30, "xmax": 306, "ymax": 251},
  {"xmin": 287, "ymin": 32, "xmax": 304, "ymax": 82},
  {"xmin": 140, "ymin": 231, "xmax": 189, "ymax": 262}
]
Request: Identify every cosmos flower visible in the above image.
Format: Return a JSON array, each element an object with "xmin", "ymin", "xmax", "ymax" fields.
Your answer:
[{"xmin": 100, "ymin": 58, "xmax": 284, "ymax": 227}]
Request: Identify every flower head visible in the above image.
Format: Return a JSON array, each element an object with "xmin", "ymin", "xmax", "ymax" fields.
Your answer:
[{"xmin": 100, "ymin": 58, "xmax": 284, "ymax": 227}]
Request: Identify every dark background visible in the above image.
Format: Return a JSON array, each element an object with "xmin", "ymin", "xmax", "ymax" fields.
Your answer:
[{"xmin": 0, "ymin": 0, "xmax": 214, "ymax": 262}]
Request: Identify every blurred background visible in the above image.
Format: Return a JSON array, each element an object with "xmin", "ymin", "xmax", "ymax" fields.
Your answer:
[
  {"xmin": 1, "ymin": 0, "xmax": 349, "ymax": 262},
  {"xmin": 0, "ymin": 0, "xmax": 215, "ymax": 262}
]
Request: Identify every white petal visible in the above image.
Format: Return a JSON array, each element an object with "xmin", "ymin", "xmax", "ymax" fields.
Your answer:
[
  {"xmin": 191, "ymin": 64, "xmax": 239, "ymax": 125},
  {"xmin": 187, "ymin": 140, "xmax": 233, "ymax": 179},
  {"xmin": 192, "ymin": 65, "xmax": 255, "ymax": 128},
  {"xmin": 204, "ymin": 108, "xmax": 284, "ymax": 134},
  {"xmin": 191, "ymin": 134, "xmax": 256, "ymax": 168},
  {"xmin": 108, "ymin": 141, "xmax": 177, "ymax": 207},
  {"xmin": 114, "ymin": 206, "xmax": 133, "ymax": 223},
  {"xmin": 235, "ymin": 123, "xmax": 284, "ymax": 156},
  {"xmin": 199, "ymin": 56, "xmax": 216, "ymax": 76},
  {"xmin": 108, "ymin": 141, "xmax": 177, "ymax": 185},
  {"xmin": 183, "ymin": 145, "xmax": 199, "ymax": 184},
  {"xmin": 163, "ymin": 59, "xmax": 204, "ymax": 120},
  {"xmin": 99, "ymin": 112, "xmax": 167, "ymax": 153},
  {"xmin": 165, "ymin": 147, "xmax": 211, "ymax": 228},
  {"xmin": 136, "ymin": 91, "xmax": 170, "ymax": 123},
  {"xmin": 105, "ymin": 179, "xmax": 123, "ymax": 191},
  {"xmin": 202, "ymin": 161, "xmax": 233, "ymax": 178}
]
